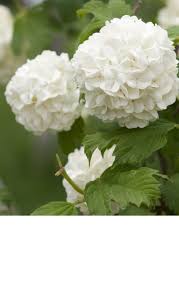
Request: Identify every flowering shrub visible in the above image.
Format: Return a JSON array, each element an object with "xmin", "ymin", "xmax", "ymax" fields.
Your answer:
[{"xmin": 1, "ymin": 0, "xmax": 179, "ymax": 215}]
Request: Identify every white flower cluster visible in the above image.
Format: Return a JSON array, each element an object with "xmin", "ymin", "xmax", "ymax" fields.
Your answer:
[
  {"xmin": 73, "ymin": 16, "xmax": 179, "ymax": 128},
  {"xmin": 5, "ymin": 51, "xmax": 81, "ymax": 135},
  {"xmin": 0, "ymin": 5, "xmax": 13, "ymax": 62},
  {"xmin": 158, "ymin": 0, "xmax": 179, "ymax": 29},
  {"xmin": 63, "ymin": 145, "xmax": 116, "ymax": 213},
  {"xmin": 5, "ymin": 16, "xmax": 179, "ymax": 133}
]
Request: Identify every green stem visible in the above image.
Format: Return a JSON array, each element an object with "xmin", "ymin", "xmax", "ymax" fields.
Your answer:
[
  {"xmin": 55, "ymin": 154, "xmax": 84, "ymax": 195},
  {"xmin": 62, "ymin": 170, "xmax": 84, "ymax": 195}
]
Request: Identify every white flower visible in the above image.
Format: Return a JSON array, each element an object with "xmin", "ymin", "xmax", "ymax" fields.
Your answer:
[
  {"xmin": 63, "ymin": 145, "xmax": 116, "ymax": 213},
  {"xmin": 72, "ymin": 16, "xmax": 179, "ymax": 129},
  {"xmin": 158, "ymin": 0, "xmax": 179, "ymax": 29},
  {"xmin": 0, "ymin": 5, "xmax": 13, "ymax": 62},
  {"xmin": 5, "ymin": 51, "xmax": 81, "ymax": 135}
]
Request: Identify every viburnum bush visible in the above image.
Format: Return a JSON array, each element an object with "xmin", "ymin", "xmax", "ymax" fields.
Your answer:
[{"xmin": 2, "ymin": 0, "xmax": 179, "ymax": 215}]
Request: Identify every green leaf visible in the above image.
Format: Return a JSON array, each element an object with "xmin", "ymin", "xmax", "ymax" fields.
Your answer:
[
  {"xmin": 168, "ymin": 26, "xmax": 179, "ymax": 45},
  {"xmin": 119, "ymin": 205, "xmax": 155, "ymax": 216},
  {"xmin": 77, "ymin": 0, "xmax": 107, "ymax": 20},
  {"xmin": 85, "ymin": 167, "xmax": 161, "ymax": 215},
  {"xmin": 58, "ymin": 118, "xmax": 84, "ymax": 163},
  {"xmin": 161, "ymin": 174, "xmax": 179, "ymax": 215},
  {"xmin": 78, "ymin": 0, "xmax": 132, "ymax": 20},
  {"xmin": 31, "ymin": 201, "xmax": 79, "ymax": 215},
  {"xmin": 12, "ymin": 5, "xmax": 57, "ymax": 58},
  {"xmin": 83, "ymin": 119, "xmax": 175, "ymax": 166},
  {"xmin": 84, "ymin": 115, "xmax": 119, "ymax": 134},
  {"xmin": 108, "ymin": 0, "xmax": 132, "ymax": 18},
  {"xmin": 77, "ymin": 18, "xmax": 104, "ymax": 44},
  {"xmin": 77, "ymin": 0, "xmax": 132, "ymax": 43}
]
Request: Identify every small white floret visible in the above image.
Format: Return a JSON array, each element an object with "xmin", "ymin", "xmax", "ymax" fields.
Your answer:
[{"xmin": 63, "ymin": 145, "xmax": 116, "ymax": 213}]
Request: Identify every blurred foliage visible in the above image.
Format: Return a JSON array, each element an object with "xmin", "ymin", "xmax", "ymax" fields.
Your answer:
[
  {"xmin": 126, "ymin": 0, "xmax": 165, "ymax": 22},
  {"xmin": 12, "ymin": 0, "xmax": 88, "ymax": 58},
  {"xmin": 12, "ymin": 6, "xmax": 57, "ymax": 58},
  {"xmin": 0, "ymin": 86, "xmax": 65, "ymax": 214},
  {"xmin": 58, "ymin": 118, "xmax": 85, "ymax": 165},
  {"xmin": 0, "ymin": 0, "xmax": 12, "ymax": 6},
  {"xmin": 161, "ymin": 174, "xmax": 179, "ymax": 215}
]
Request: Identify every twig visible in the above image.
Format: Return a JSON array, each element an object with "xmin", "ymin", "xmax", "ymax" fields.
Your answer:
[
  {"xmin": 132, "ymin": 0, "xmax": 143, "ymax": 15},
  {"xmin": 55, "ymin": 154, "xmax": 84, "ymax": 195}
]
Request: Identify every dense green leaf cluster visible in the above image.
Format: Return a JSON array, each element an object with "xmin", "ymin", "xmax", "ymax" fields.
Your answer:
[
  {"xmin": 83, "ymin": 119, "xmax": 175, "ymax": 166},
  {"xmin": 36, "ymin": 116, "xmax": 179, "ymax": 215},
  {"xmin": 85, "ymin": 167, "xmax": 161, "ymax": 215}
]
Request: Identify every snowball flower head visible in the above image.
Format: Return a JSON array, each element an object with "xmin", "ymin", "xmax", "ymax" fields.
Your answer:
[
  {"xmin": 5, "ymin": 51, "xmax": 81, "ymax": 135},
  {"xmin": 63, "ymin": 145, "xmax": 116, "ymax": 212},
  {"xmin": 0, "ymin": 5, "xmax": 13, "ymax": 62},
  {"xmin": 158, "ymin": 0, "xmax": 179, "ymax": 28},
  {"xmin": 73, "ymin": 16, "xmax": 179, "ymax": 129}
]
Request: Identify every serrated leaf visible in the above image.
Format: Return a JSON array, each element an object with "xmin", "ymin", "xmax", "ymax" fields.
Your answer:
[
  {"xmin": 119, "ymin": 205, "xmax": 154, "ymax": 215},
  {"xmin": 161, "ymin": 174, "xmax": 179, "ymax": 215},
  {"xmin": 83, "ymin": 119, "xmax": 175, "ymax": 166},
  {"xmin": 31, "ymin": 201, "xmax": 79, "ymax": 215},
  {"xmin": 77, "ymin": 0, "xmax": 132, "ymax": 43},
  {"xmin": 85, "ymin": 167, "xmax": 161, "ymax": 215}
]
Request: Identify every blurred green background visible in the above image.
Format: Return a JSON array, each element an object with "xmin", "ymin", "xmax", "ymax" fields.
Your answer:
[{"xmin": 0, "ymin": 0, "xmax": 166, "ymax": 214}]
